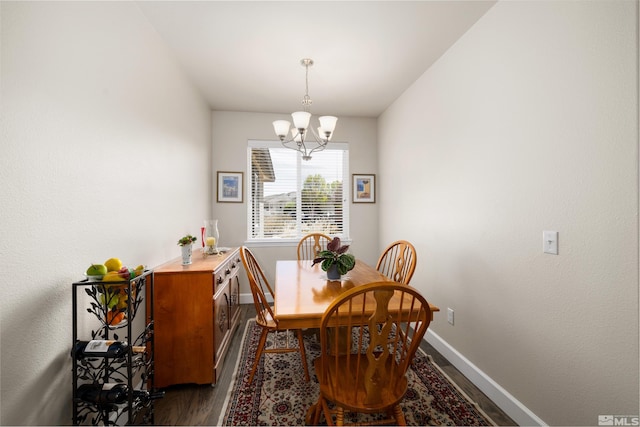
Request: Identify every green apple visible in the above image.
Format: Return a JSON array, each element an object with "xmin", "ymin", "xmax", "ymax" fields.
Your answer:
[
  {"xmin": 100, "ymin": 291, "xmax": 119, "ymax": 309},
  {"xmin": 86, "ymin": 264, "xmax": 107, "ymax": 276},
  {"xmin": 107, "ymin": 293, "xmax": 119, "ymax": 309}
]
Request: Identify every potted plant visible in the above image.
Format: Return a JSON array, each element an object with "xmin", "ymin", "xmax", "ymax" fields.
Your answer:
[
  {"xmin": 178, "ymin": 234, "xmax": 197, "ymax": 265},
  {"xmin": 312, "ymin": 237, "xmax": 356, "ymax": 280}
]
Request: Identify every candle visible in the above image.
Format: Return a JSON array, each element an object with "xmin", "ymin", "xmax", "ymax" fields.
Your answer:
[{"xmin": 206, "ymin": 237, "xmax": 216, "ymax": 247}]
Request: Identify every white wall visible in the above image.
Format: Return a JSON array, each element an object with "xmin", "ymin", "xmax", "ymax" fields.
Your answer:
[
  {"xmin": 378, "ymin": 1, "xmax": 639, "ymax": 425},
  {"xmin": 0, "ymin": 2, "xmax": 211, "ymax": 424},
  {"xmin": 211, "ymin": 111, "xmax": 378, "ymax": 294}
]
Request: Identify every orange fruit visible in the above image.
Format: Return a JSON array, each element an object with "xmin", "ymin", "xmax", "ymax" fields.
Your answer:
[
  {"xmin": 118, "ymin": 286, "xmax": 136, "ymax": 300},
  {"xmin": 106, "ymin": 310, "xmax": 126, "ymax": 325},
  {"xmin": 115, "ymin": 312, "xmax": 125, "ymax": 324}
]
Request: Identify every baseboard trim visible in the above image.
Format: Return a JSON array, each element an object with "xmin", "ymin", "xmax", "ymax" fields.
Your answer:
[
  {"xmin": 425, "ymin": 329, "xmax": 547, "ymax": 426},
  {"xmin": 240, "ymin": 293, "xmax": 253, "ymax": 305},
  {"xmin": 241, "ymin": 293, "xmax": 272, "ymax": 305}
]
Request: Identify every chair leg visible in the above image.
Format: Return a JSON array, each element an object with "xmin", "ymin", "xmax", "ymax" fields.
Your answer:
[
  {"xmin": 393, "ymin": 404, "xmax": 407, "ymax": 426},
  {"xmin": 320, "ymin": 397, "xmax": 334, "ymax": 426},
  {"xmin": 312, "ymin": 397, "xmax": 323, "ymax": 425},
  {"xmin": 336, "ymin": 406, "xmax": 344, "ymax": 426},
  {"xmin": 305, "ymin": 404, "xmax": 315, "ymax": 425},
  {"xmin": 249, "ymin": 327, "xmax": 269, "ymax": 384},
  {"xmin": 305, "ymin": 399, "xmax": 323, "ymax": 426},
  {"xmin": 296, "ymin": 329, "xmax": 310, "ymax": 381}
]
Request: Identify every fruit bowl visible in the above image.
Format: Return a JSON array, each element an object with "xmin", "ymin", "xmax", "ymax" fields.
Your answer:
[{"xmin": 84, "ymin": 274, "xmax": 104, "ymax": 282}]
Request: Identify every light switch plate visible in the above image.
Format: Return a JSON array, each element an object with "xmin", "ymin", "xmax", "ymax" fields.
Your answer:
[{"xmin": 543, "ymin": 231, "xmax": 558, "ymax": 255}]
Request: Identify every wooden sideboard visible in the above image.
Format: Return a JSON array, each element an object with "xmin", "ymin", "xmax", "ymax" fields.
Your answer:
[{"xmin": 151, "ymin": 247, "xmax": 242, "ymax": 388}]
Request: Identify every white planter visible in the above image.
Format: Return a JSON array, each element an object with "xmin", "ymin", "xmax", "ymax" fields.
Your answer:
[{"xmin": 181, "ymin": 244, "xmax": 193, "ymax": 265}]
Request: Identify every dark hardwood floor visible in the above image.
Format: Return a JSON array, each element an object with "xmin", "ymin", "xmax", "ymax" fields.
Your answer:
[{"xmin": 153, "ymin": 304, "xmax": 517, "ymax": 426}]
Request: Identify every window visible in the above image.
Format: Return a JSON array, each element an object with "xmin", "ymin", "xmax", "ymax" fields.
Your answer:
[{"xmin": 247, "ymin": 140, "xmax": 349, "ymax": 242}]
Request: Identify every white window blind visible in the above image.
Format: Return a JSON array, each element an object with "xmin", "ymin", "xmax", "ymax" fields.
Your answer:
[{"xmin": 247, "ymin": 140, "xmax": 349, "ymax": 241}]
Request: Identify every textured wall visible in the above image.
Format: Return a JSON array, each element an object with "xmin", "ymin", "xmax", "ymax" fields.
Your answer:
[
  {"xmin": 378, "ymin": 1, "xmax": 638, "ymax": 425},
  {"xmin": 0, "ymin": 2, "xmax": 211, "ymax": 424}
]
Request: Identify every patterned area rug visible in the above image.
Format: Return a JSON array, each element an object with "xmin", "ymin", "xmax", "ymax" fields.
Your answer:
[{"xmin": 218, "ymin": 320, "xmax": 496, "ymax": 426}]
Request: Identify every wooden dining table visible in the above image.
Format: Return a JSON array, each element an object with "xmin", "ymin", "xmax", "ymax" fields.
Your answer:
[{"xmin": 273, "ymin": 259, "xmax": 439, "ymax": 329}]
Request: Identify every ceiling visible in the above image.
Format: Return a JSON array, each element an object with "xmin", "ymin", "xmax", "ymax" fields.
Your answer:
[{"xmin": 137, "ymin": 1, "xmax": 496, "ymax": 118}]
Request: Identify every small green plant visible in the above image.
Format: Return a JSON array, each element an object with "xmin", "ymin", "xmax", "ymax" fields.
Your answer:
[
  {"xmin": 312, "ymin": 237, "xmax": 356, "ymax": 275},
  {"xmin": 177, "ymin": 234, "xmax": 197, "ymax": 246}
]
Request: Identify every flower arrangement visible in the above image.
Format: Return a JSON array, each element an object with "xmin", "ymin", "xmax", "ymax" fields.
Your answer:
[
  {"xmin": 177, "ymin": 234, "xmax": 197, "ymax": 246},
  {"xmin": 312, "ymin": 237, "xmax": 356, "ymax": 275}
]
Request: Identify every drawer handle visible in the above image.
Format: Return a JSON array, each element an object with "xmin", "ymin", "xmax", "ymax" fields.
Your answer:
[
  {"xmin": 225, "ymin": 268, "xmax": 231, "ymax": 275},
  {"xmin": 217, "ymin": 276, "xmax": 223, "ymax": 284},
  {"xmin": 231, "ymin": 263, "xmax": 236, "ymax": 269}
]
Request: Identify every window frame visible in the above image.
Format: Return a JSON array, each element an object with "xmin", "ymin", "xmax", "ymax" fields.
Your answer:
[{"xmin": 246, "ymin": 139, "xmax": 350, "ymax": 245}]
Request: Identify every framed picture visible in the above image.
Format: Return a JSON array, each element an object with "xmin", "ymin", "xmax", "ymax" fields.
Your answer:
[
  {"xmin": 352, "ymin": 174, "xmax": 376, "ymax": 203},
  {"xmin": 217, "ymin": 171, "xmax": 243, "ymax": 203}
]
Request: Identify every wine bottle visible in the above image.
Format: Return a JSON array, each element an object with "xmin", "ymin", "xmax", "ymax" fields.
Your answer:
[
  {"xmin": 76, "ymin": 383, "xmax": 164, "ymax": 405},
  {"xmin": 72, "ymin": 340, "xmax": 145, "ymax": 359},
  {"xmin": 76, "ymin": 383, "xmax": 128, "ymax": 405},
  {"xmin": 137, "ymin": 389, "xmax": 165, "ymax": 402}
]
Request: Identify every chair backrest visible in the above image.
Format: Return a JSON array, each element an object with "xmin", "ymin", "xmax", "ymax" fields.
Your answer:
[
  {"xmin": 297, "ymin": 233, "xmax": 332, "ymax": 260},
  {"xmin": 375, "ymin": 240, "xmax": 417, "ymax": 284},
  {"xmin": 318, "ymin": 281, "xmax": 430, "ymax": 408},
  {"xmin": 239, "ymin": 246, "xmax": 276, "ymax": 325}
]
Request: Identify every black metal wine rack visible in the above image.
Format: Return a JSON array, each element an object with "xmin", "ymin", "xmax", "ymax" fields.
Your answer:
[{"xmin": 71, "ymin": 270, "xmax": 160, "ymax": 425}]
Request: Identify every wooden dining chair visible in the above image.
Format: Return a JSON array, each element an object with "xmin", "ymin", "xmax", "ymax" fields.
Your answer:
[
  {"xmin": 375, "ymin": 240, "xmax": 417, "ymax": 285},
  {"xmin": 297, "ymin": 232, "xmax": 332, "ymax": 260},
  {"xmin": 239, "ymin": 246, "xmax": 310, "ymax": 384},
  {"xmin": 307, "ymin": 281, "xmax": 431, "ymax": 426}
]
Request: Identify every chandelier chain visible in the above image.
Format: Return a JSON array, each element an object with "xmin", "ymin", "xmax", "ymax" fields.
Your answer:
[{"xmin": 302, "ymin": 61, "xmax": 312, "ymax": 110}]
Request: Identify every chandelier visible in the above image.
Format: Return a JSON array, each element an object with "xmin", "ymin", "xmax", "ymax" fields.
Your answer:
[{"xmin": 272, "ymin": 58, "xmax": 338, "ymax": 161}]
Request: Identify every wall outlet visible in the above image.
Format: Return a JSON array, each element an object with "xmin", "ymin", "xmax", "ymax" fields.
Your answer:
[{"xmin": 447, "ymin": 307, "xmax": 454, "ymax": 325}]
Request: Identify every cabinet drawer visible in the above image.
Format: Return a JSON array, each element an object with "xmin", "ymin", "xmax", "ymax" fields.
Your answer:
[{"xmin": 214, "ymin": 255, "xmax": 241, "ymax": 291}]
